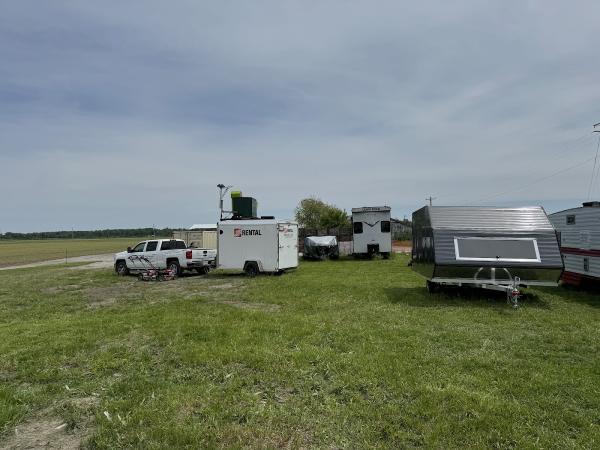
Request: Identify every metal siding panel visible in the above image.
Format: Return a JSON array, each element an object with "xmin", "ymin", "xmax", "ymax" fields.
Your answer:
[
  {"xmin": 428, "ymin": 206, "xmax": 554, "ymax": 231},
  {"xmin": 433, "ymin": 230, "xmax": 562, "ymax": 267},
  {"xmin": 201, "ymin": 231, "xmax": 217, "ymax": 249},
  {"xmin": 549, "ymin": 207, "xmax": 600, "ymax": 249},
  {"xmin": 562, "ymin": 254, "xmax": 600, "ymax": 278}
]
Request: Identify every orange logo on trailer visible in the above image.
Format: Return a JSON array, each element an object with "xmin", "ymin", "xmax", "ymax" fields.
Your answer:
[{"xmin": 234, "ymin": 228, "xmax": 261, "ymax": 237}]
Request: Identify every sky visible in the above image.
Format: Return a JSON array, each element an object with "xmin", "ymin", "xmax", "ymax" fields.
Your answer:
[{"xmin": 1, "ymin": 1, "xmax": 600, "ymax": 232}]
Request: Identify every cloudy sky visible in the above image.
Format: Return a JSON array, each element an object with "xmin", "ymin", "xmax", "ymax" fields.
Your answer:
[{"xmin": 1, "ymin": 1, "xmax": 599, "ymax": 232}]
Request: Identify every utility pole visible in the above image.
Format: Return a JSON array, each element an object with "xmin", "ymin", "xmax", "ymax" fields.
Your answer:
[
  {"xmin": 588, "ymin": 123, "xmax": 600, "ymax": 200},
  {"xmin": 426, "ymin": 196, "xmax": 436, "ymax": 206},
  {"xmin": 217, "ymin": 183, "xmax": 233, "ymax": 220}
]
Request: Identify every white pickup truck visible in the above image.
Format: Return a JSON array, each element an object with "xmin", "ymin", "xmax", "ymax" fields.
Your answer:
[{"xmin": 114, "ymin": 239, "xmax": 217, "ymax": 277}]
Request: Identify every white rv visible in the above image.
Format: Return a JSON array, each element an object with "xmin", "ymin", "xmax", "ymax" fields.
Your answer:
[
  {"xmin": 351, "ymin": 206, "xmax": 392, "ymax": 258},
  {"xmin": 217, "ymin": 219, "xmax": 299, "ymax": 276},
  {"xmin": 549, "ymin": 201, "xmax": 600, "ymax": 286}
]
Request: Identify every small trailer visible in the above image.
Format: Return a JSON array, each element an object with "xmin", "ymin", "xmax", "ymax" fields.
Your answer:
[
  {"xmin": 303, "ymin": 236, "xmax": 339, "ymax": 260},
  {"xmin": 411, "ymin": 206, "xmax": 563, "ymax": 306},
  {"xmin": 549, "ymin": 201, "xmax": 600, "ymax": 286},
  {"xmin": 217, "ymin": 219, "xmax": 299, "ymax": 276},
  {"xmin": 351, "ymin": 206, "xmax": 392, "ymax": 258}
]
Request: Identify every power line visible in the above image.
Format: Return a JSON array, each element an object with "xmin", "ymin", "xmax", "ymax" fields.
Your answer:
[{"xmin": 472, "ymin": 156, "xmax": 595, "ymax": 204}]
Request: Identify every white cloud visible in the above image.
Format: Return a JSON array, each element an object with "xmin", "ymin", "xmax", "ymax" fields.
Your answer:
[{"xmin": 1, "ymin": 1, "xmax": 600, "ymax": 231}]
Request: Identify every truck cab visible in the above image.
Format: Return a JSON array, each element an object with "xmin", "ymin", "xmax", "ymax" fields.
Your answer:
[{"xmin": 114, "ymin": 239, "xmax": 217, "ymax": 277}]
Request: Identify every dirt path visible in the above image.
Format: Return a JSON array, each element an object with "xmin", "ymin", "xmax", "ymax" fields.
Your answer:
[{"xmin": 0, "ymin": 254, "xmax": 114, "ymax": 271}]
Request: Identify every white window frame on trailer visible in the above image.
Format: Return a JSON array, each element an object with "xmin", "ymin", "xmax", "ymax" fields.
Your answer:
[{"xmin": 453, "ymin": 237, "xmax": 542, "ymax": 263}]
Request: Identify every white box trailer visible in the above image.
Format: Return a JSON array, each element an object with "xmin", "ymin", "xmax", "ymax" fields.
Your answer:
[
  {"xmin": 217, "ymin": 219, "xmax": 299, "ymax": 276},
  {"xmin": 351, "ymin": 206, "xmax": 392, "ymax": 258}
]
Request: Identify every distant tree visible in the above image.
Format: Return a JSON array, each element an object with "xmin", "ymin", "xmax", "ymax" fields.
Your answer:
[{"xmin": 295, "ymin": 197, "xmax": 349, "ymax": 229}]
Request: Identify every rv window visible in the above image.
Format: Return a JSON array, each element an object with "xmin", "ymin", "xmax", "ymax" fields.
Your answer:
[
  {"xmin": 566, "ymin": 215, "xmax": 576, "ymax": 225},
  {"xmin": 353, "ymin": 222, "xmax": 363, "ymax": 234},
  {"xmin": 381, "ymin": 221, "xmax": 391, "ymax": 233},
  {"xmin": 584, "ymin": 258, "xmax": 589, "ymax": 272},
  {"xmin": 145, "ymin": 241, "xmax": 158, "ymax": 251},
  {"xmin": 454, "ymin": 237, "xmax": 541, "ymax": 262}
]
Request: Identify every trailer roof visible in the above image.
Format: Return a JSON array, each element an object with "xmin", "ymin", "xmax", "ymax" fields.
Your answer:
[
  {"xmin": 549, "ymin": 202, "xmax": 600, "ymax": 216},
  {"xmin": 351, "ymin": 206, "xmax": 391, "ymax": 213},
  {"xmin": 427, "ymin": 206, "xmax": 554, "ymax": 231},
  {"xmin": 189, "ymin": 223, "xmax": 217, "ymax": 230},
  {"xmin": 218, "ymin": 219, "xmax": 297, "ymax": 226}
]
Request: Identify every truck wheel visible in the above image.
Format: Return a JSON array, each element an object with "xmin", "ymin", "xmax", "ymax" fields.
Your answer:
[
  {"xmin": 115, "ymin": 261, "xmax": 129, "ymax": 276},
  {"xmin": 167, "ymin": 260, "xmax": 181, "ymax": 278},
  {"xmin": 244, "ymin": 262, "xmax": 259, "ymax": 278}
]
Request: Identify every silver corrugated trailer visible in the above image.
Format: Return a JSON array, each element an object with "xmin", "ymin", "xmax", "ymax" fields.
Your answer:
[
  {"xmin": 411, "ymin": 206, "xmax": 563, "ymax": 306},
  {"xmin": 549, "ymin": 201, "xmax": 600, "ymax": 286}
]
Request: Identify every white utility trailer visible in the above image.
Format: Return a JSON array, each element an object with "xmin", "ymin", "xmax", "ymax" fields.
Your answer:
[
  {"xmin": 351, "ymin": 206, "xmax": 392, "ymax": 258},
  {"xmin": 217, "ymin": 219, "xmax": 299, "ymax": 276}
]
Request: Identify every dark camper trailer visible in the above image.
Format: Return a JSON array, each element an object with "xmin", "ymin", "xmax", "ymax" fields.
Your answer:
[{"xmin": 411, "ymin": 206, "xmax": 563, "ymax": 305}]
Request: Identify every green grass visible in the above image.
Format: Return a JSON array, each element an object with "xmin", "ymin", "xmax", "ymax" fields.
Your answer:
[
  {"xmin": 0, "ymin": 238, "xmax": 156, "ymax": 267},
  {"xmin": 0, "ymin": 256, "xmax": 599, "ymax": 448}
]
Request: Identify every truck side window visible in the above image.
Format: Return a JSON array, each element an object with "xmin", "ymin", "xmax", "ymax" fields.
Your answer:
[
  {"xmin": 174, "ymin": 241, "xmax": 186, "ymax": 250},
  {"xmin": 353, "ymin": 222, "xmax": 363, "ymax": 234},
  {"xmin": 381, "ymin": 221, "xmax": 391, "ymax": 233},
  {"xmin": 132, "ymin": 242, "xmax": 146, "ymax": 252},
  {"xmin": 146, "ymin": 241, "xmax": 158, "ymax": 251},
  {"xmin": 160, "ymin": 241, "xmax": 172, "ymax": 251}
]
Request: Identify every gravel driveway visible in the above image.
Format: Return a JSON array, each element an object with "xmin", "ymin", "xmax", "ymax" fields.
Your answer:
[{"xmin": 0, "ymin": 254, "xmax": 115, "ymax": 271}]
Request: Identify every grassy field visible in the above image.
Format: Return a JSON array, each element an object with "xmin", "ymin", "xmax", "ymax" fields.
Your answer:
[
  {"xmin": 0, "ymin": 256, "xmax": 598, "ymax": 448},
  {"xmin": 0, "ymin": 238, "xmax": 155, "ymax": 268}
]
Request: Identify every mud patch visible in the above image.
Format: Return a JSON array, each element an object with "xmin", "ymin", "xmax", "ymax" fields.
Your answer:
[
  {"xmin": 83, "ymin": 283, "xmax": 139, "ymax": 308},
  {"xmin": 0, "ymin": 396, "xmax": 99, "ymax": 449},
  {"xmin": 40, "ymin": 285, "xmax": 82, "ymax": 295},
  {"xmin": 2, "ymin": 418, "xmax": 85, "ymax": 450}
]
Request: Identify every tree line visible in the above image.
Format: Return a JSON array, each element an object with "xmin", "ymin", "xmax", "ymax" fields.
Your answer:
[{"xmin": 0, "ymin": 228, "xmax": 175, "ymax": 240}]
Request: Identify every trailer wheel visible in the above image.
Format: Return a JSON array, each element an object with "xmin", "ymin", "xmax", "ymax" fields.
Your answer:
[
  {"xmin": 244, "ymin": 262, "xmax": 259, "ymax": 278},
  {"xmin": 426, "ymin": 280, "xmax": 439, "ymax": 294},
  {"xmin": 167, "ymin": 260, "xmax": 181, "ymax": 278},
  {"xmin": 115, "ymin": 260, "xmax": 129, "ymax": 276},
  {"xmin": 382, "ymin": 252, "xmax": 390, "ymax": 259},
  {"xmin": 196, "ymin": 266, "xmax": 210, "ymax": 275}
]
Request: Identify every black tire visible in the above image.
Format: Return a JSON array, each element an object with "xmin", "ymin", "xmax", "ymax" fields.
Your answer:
[
  {"xmin": 244, "ymin": 262, "xmax": 259, "ymax": 278},
  {"xmin": 167, "ymin": 260, "xmax": 181, "ymax": 278},
  {"xmin": 115, "ymin": 260, "xmax": 129, "ymax": 276},
  {"xmin": 426, "ymin": 280, "xmax": 439, "ymax": 294},
  {"xmin": 196, "ymin": 266, "xmax": 210, "ymax": 275},
  {"xmin": 382, "ymin": 252, "xmax": 390, "ymax": 260}
]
